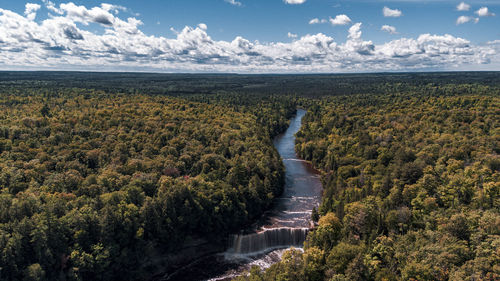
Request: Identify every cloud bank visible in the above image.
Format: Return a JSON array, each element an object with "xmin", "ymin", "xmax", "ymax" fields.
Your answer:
[{"xmin": 0, "ymin": 2, "xmax": 498, "ymax": 73}]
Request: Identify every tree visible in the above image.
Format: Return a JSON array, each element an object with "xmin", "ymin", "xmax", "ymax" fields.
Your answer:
[
  {"xmin": 326, "ymin": 242, "xmax": 364, "ymax": 275},
  {"xmin": 308, "ymin": 212, "xmax": 342, "ymax": 251},
  {"xmin": 23, "ymin": 264, "xmax": 45, "ymax": 281},
  {"xmin": 303, "ymin": 247, "xmax": 325, "ymax": 281},
  {"xmin": 40, "ymin": 104, "xmax": 50, "ymax": 117}
]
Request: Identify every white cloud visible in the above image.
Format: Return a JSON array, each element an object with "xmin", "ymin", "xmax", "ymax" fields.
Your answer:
[
  {"xmin": 198, "ymin": 23, "xmax": 207, "ymax": 30},
  {"xmin": 284, "ymin": 0, "xmax": 306, "ymax": 4},
  {"xmin": 330, "ymin": 14, "xmax": 352, "ymax": 26},
  {"xmin": 309, "ymin": 18, "xmax": 327, "ymax": 24},
  {"xmin": 58, "ymin": 3, "xmax": 115, "ymax": 26},
  {"xmin": 456, "ymin": 16, "xmax": 479, "ymax": 25},
  {"xmin": 456, "ymin": 2, "xmax": 470, "ymax": 11},
  {"xmin": 288, "ymin": 32, "xmax": 298, "ymax": 38},
  {"xmin": 344, "ymin": 23, "xmax": 375, "ymax": 56},
  {"xmin": 309, "ymin": 18, "xmax": 320, "ymax": 24},
  {"xmin": 24, "ymin": 3, "xmax": 41, "ymax": 21},
  {"xmin": 42, "ymin": 0, "xmax": 62, "ymax": 14},
  {"xmin": 0, "ymin": 2, "xmax": 497, "ymax": 73},
  {"xmin": 101, "ymin": 4, "xmax": 127, "ymax": 14},
  {"xmin": 348, "ymin": 23, "xmax": 362, "ymax": 40},
  {"xmin": 381, "ymin": 25, "xmax": 397, "ymax": 34},
  {"xmin": 225, "ymin": 0, "xmax": 242, "ymax": 6},
  {"xmin": 383, "ymin": 6, "xmax": 402, "ymax": 18},
  {"xmin": 475, "ymin": 7, "xmax": 495, "ymax": 17},
  {"xmin": 456, "ymin": 16, "xmax": 469, "ymax": 25}
]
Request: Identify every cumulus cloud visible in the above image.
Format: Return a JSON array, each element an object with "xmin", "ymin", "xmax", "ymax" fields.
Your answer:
[
  {"xmin": 101, "ymin": 4, "xmax": 127, "ymax": 14},
  {"xmin": 348, "ymin": 23, "xmax": 362, "ymax": 40},
  {"xmin": 383, "ymin": 7, "xmax": 402, "ymax": 17},
  {"xmin": 24, "ymin": 3, "xmax": 41, "ymax": 21},
  {"xmin": 330, "ymin": 14, "xmax": 351, "ymax": 26},
  {"xmin": 344, "ymin": 23, "xmax": 375, "ymax": 55},
  {"xmin": 42, "ymin": 0, "xmax": 61, "ymax": 14},
  {"xmin": 456, "ymin": 2, "xmax": 470, "ymax": 11},
  {"xmin": 284, "ymin": 0, "xmax": 306, "ymax": 4},
  {"xmin": 456, "ymin": 16, "xmax": 479, "ymax": 25},
  {"xmin": 0, "ymin": 2, "xmax": 497, "ymax": 72},
  {"xmin": 287, "ymin": 32, "xmax": 298, "ymax": 38},
  {"xmin": 225, "ymin": 0, "xmax": 242, "ymax": 6},
  {"xmin": 57, "ymin": 3, "xmax": 112, "ymax": 25},
  {"xmin": 381, "ymin": 25, "xmax": 397, "ymax": 34},
  {"xmin": 475, "ymin": 7, "xmax": 495, "ymax": 17}
]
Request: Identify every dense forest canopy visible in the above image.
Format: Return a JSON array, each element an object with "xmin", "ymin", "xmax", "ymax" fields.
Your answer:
[
  {"xmin": 1, "ymin": 71, "xmax": 500, "ymax": 96},
  {"xmin": 239, "ymin": 90, "xmax": 499, "ymax": 281},
  {"xmin": 0, "ymin": 71, "xmax": 498, "ymax": 281},
  {"xmin": 0, "ymin": 86, "xmax": 296, "ymax": 280}
]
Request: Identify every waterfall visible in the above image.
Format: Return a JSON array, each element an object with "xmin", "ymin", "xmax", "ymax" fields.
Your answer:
[{"xmin": 227, "ymin": 227, "xmax": 309, "ymax": 255}]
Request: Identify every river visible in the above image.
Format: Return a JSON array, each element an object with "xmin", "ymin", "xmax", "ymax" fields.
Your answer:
[{"xmin": 163, "ymin": 109, "xmax": 323, "ymax": 281}]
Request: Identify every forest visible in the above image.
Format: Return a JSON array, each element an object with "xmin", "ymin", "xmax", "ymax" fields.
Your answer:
[
  {"xmin": 238, "ymin": 85, "xmax": 500, "ymax": 280},
  {"xmin": 0, "ymin": 71, "xmax": 498, "ymax": 281},
  {"xmin": 0, "ymin": 83, "xmax": 296, "ymax": 280}
]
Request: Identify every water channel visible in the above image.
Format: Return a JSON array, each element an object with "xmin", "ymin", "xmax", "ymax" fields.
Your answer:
[{"xmin": 164, "ymin": 109, "xmax": 323, "ymax": 281}]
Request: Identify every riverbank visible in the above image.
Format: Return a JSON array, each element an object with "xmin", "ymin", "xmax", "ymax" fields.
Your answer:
[{"xmin": 152, "ymin": 109, "xmax": 323, "ymax": 281}]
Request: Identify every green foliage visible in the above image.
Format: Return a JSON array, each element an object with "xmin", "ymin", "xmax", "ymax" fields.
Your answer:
[
  {"xmin": 23, "ymin": 263, "xmax": 46, "ymax": 281},
  {"xmin": 1, "ymin": 73, "xmax": 499, "ymax": 281},
  {"xmin": 247, "ymin": 90, "xmax": 499, "ymax": 280},
  {"xmin": 0, "ymin": 90, "xmax": 293, "ymax": 280},
  {"xmin": 307, "ymin": 213, "xmax": 342, "ymax": 251},
  {"xmin": 325, "ymin": 242, "xmax": 364, "ymax": 276}
]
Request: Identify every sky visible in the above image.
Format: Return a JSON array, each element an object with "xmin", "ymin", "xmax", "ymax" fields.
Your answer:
[{"xmin": 0, "ymin": 0, "xmax": 499, "ymax": 73}]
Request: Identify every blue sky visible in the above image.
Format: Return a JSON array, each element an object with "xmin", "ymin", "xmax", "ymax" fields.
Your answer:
[{"xmin": 0, "ymin": 0, "xmax": 499, "ymax": 72}]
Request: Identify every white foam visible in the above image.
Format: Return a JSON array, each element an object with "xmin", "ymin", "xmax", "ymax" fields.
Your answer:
[
  {"xmin": 282, "ymin": 211, "xmax": 312, "ymax": 214},
  {"xmin": 226, "ymin": 227, "xmax": 309, "ymax": 256},
  {"xmin": 283, "ymin": 158, "xmax": 308, "ymax": 162}
]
